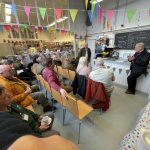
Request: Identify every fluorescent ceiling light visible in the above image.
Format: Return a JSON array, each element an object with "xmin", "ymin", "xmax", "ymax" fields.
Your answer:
[
  {"xmin": 90, "ymin": 0, "xmax": 103, "ymax": 4},
  {"xmin": 47, "ymin": 22, "xmax": 56, "ymax": 27},
  {"xmin": 5, "ymin": 15, "xmax": 11, "ymax": 23},
  {"xmin": 47, "ymin": 16, "xmax": 68, "ymax": 27},
  {"xmin": 5, "ymin": 4, "xmax": 11, "ymax": 23},
  {"xmin": 5, "ymin": 4, "xmax": 12, "ymax": 15}
]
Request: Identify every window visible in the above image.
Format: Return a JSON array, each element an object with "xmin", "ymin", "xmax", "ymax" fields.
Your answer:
[{"xmin": 5, "ymin": 4, "xmax": 11, "ymax": 23}]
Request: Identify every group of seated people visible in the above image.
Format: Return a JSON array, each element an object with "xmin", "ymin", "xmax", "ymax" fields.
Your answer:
[
  {"xmin": 0, "ymin": 56, "xmax": 79, "ymax": 149},
  {"xmin": 76, "ymin": 56, "xmax": 114, "ymax": 97},
  {"xmin": 0, "ymin": 51, "xmax": 114, "ymax": 149}
]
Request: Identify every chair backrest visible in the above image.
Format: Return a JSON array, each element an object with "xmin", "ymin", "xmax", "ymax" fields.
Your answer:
[
  {"xmin": 51, "ymin": 88, "xmax": 63, "ymax": 105},
  {"xmin": 31, "ymin": 66, "xmax": 36, "ymax": 75},
  {"xmin": 38, "ymin": 75, "xmax": 45, "ymax": 87},
  {"xmin": 57, "ymin": 66, "xmax": 64, "ymax": 76},
  {"xmin": 54, "ymin": 65, "xmax": 58, "ymax": 73},
  {"xmin": 26, "ymin": 105, "xmax": 35, "ymax": 112},
  {"xmin": 65, "ymin": 94, "xmax": 79, "ymax": 118},
  {"xmin": 68, "ymin": 70, "xmax": 75, "ymax": 81},
  {"xmin": 43, "ymin": 80, "xmax": 52, "ymax": 94},
  {"xmin": 62, "ymin": 68, "xmax": 70, "ymax": 79}
]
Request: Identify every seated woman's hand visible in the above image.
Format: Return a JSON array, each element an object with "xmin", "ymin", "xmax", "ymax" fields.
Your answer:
[
  {"xmin": 60, "ymin": 88, "xmax": 67, "ymax": 99},
  {"xmin": 39, "ymin": 124, "xmax": 49, "ymax": 131}
]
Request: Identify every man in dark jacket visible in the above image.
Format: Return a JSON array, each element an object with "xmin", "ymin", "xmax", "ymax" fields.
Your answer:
[
  {"xmin": 78, "ymin": 43, "xmax": 91, "ymax": 63},
  {"xmin": 126, "ymin": 43, "xmax": 150, "ymax": 94}
]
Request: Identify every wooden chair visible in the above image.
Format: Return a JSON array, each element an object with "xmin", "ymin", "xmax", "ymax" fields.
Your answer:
[
  {"xmin": 31, "ymin": 66, "xmax": 36, "ymax": 75},
  {"xmin": 42, "ymin": 79, "xmax": 52, "ymax": 98},
  {"xmin": 64, "ymin": 94, "xmax": 93, "ymax": 144},
  {"xmin": 57, "ymin": 66, "xmax": 64, "ymax": 76},
  {"xmin": 68, "ymin": 70, "xmax": 75, "ymax": 81},
  {"xmin": 38, "ymin": 75, "xmax": 45, "ymax": 88},
  {"xmin": 62, "ymin": 68, "xmax": 70, "ymax": 80},
  {"xmin": 54, "ymin": 65, "xmax": 58, "ymax": 73},
  {"xmin": 51, "ymin": 87, "xmax": 63, "ymax": 105},
  {"xmin": 26, "ymin": 105, "xmax": 35, "ymax": 112},
  {"xmin": 50, "ymin": 87, "xmax": 67, "ymax": 117}
]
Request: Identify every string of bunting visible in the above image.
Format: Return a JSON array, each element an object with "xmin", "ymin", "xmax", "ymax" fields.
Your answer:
[
  {"xmin": 0, "ymin": 1, "xmax": 149, "ymax": 37},
  {"xmin": 0, "ymin": 24, "xmax": 87, "ymax": 40},
  {"xmin": 0, "ymin": 1, "xmax": 149, "ymax": 26}
]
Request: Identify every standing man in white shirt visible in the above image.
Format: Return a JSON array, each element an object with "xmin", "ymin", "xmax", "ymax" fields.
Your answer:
[{"xmin": 78, "ymin": 43, "xmax": 91, "ymax": 64}]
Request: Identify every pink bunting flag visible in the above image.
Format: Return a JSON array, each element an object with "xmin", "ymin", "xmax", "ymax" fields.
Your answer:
[
  {"xmin": 31, "ymin": 26, "xmax": 35, "ymax": 32},
  {"xmin": 98, "ymin": 7, "xmax": 103, "ymax": 24},
  {"xmin": 24, "ymin": 6, "xmax": 31, "ymax": 18},
  {"xmin": 106, "ymin": 9, "xmax": 116, "ymax": 22},
  {"xmin": 55, "ymin": 9, "xmax": 63, "ymax": 19},
  {"xmin": 13, "ymin": 25, "xmax": 19, "ymax": 32}
]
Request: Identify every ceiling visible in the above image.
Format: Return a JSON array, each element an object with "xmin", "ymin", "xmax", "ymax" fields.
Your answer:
[{"xmin": 0, "ymin": 0, "xmax": 69, "ymax": 28}]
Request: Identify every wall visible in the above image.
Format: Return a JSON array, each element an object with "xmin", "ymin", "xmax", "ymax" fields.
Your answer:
[
  {"xmin": 69, "ymin": 0, "xmax": 87, "ymax": 36},
  {"xmin": 87, "ymin": 0, "xmax": 150, "ymax": 34},
  {"xmin": 87, "ymin": 0, "xmax": 150, "ymax": 61}
]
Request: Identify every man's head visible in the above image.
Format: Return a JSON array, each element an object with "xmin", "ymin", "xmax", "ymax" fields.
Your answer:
[
  {"xmin": 95, "ymin": 57, "xmax": 104, "ymax": 67},
  {"xmin": 85, "ymin": 43, "xmax": 88, "ymax": 48},
  {"xmin": 0, "ymin": 86, "xmax": 11, "ymax": 111},
  {"xmin": 135, "ymin": 43, "xmax": 145, "ymax": 53},
  {"xmin": 0, "ymin": 65, "xmax": 13, "ymax": 79},
  {"xmin": 45, "ymin": 58, "xmax": 54, "ymax": 69}
]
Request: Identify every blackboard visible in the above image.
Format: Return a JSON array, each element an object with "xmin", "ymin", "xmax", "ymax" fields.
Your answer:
[{"xmin": 114, "ymin": 30, "xmax": 150, "ymax": 49}]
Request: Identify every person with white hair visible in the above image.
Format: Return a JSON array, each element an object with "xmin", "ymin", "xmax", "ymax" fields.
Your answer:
[
  {"xmin": 89, "ymin": 57, "xmax": 114, "ymax": 97},
  {"xmin": 78, "ymin": 43, "xmax": 91, "ymax": 63},
  {"xmin": 76, "ymin": 57, "xmax": 91, "ymax": 77},
  {"xmin": 126, "ymin": 42, "xmax": 150, "ymax": 94},
  {"xmin": 0, "ymin": 64, "xmax": 54, "ymax": 112}
]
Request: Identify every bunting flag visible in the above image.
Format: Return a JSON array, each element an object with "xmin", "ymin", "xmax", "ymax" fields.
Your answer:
[
  {"xmin": 91, "ymin": 0, "xmax": 96, "ymax": 16},
  {"xmin": 106, "ymin": 9, "xmax": 116, "ymax": 22},
  {"xmin": 144, "ymin": 72, "xmax": 148, "ymax": 77},
  {"xmin": 48, "ymin": 27, "xmax": 51, "ymax": 33},
  {"xmin": 11, "ymin": 3, "xmax": 16, "ymax": 15},
  {"xmin": 98, "ymin": 7, "xmax": 103, "ymax": 24},
  {"xmin": 61, "ymin": 30, "xmax": 65, "ymax": 36},
  {"xmin": 75, "ymin": 34, "xmax": 77, "ymax": 39},
  {"xmin": 38, "ymin": 27, "xmax": 43, "ymax": 33},
  {"xmin": 39, "ymin": 7, "xmax": 47, "ymax": 20},
  {"xmin": 0, "ymin": 3, "xmax": 1, "ymax": 13},
  {"xmin": 4, "ymin": 25, "xmax": 11, "ymax": 32},
  {"xmin": 127, "ymin": 9, "xmax": 136, "ymax": 23},
  {"xmin": 56, "ymin": 29, "xmax": 60, "ymax": 32},
  {"xmin": 13, "ymin": 25, "xmax": 19, "ymax": 32},
  {"xmin": 69, "ymin": 9, "xmax": 78, "ymax": 22},
  {"xmin": 20, "ymin": 24, "xmax": 27, "ymax": 32},
  {"xmin": 113, "ymin": 67, "xmax": 116, "ymax": 72},
  {"xmin": 88, "ymin": 10, "xmax": 93, "ymax": 23},
  {"xmin": 24, "ymin": 6, "xmax": 31, "ymax": 18},
  {"xmin": 85, "ymin": 0, "xmax": 88, "ymax": 9},
  {"xmin": 103, "ymin": 16, "xmax": 106, "ymax": 29},
  {"xmin": 94, "ymin": 3, "xmax": 99, "ymax": 17},
  {"xmin": 55, "ymin": 9, "xmax": 63, "ymax": 19},
  {"xmin": 0, "ymin": 25, "xmax": 4, "ymax": 32},
  {"xmin": 31, "ymin": 25, "xmax": 35, "ymax": 31},
  {"xmin": 43, "ymin": 26, "xmax": 47, "ymax": 32},
  {"xmin": 126, "ymin": 69, "xmax": 130, "ymax": 75},
  {"xmin": 106, "ymin": 19, "xmax": 110, "ymax": 30},
  {"xmin": 119, "ymin": 68, "xmax": 122, "ymax": 74}
]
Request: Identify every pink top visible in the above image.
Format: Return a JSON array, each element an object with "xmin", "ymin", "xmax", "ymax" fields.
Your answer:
[
  {"xmin": 42, "ymin": 67, "xmax": 61, "ymax": 91},
  {"xmin": 77, "ymin": 66, "xmax": 91, "ymax": 77}
]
